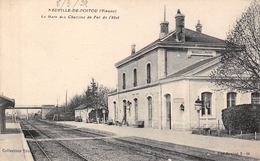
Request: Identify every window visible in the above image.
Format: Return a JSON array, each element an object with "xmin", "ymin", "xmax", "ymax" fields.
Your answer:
[
  {"xmin": 122, "ymin": 73, "xmax": 126, "ymax": 89},
  {"xmin": 147, "ymin": 64, "xmax": 151, "ymax": 83},
  {"xmin": 201, "ymin": 92, "xmax": 212, "ymax": 116},
  {"xmin": 251, "ymin": 92, "xmax": 260, "ymax": 104},
  {"xmin": 133, "ymin": 69, "xmax": 137, "ymax": 87},
  {"xmin": 227, "ymin": 92, "xmax": 236, "ymax": 108}
]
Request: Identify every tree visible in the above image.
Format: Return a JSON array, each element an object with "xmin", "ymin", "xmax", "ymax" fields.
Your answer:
[
  {"xmin": 83, "ymin": 78, "xmax": 113, "ymax": 121},
  {"xmin": 210, "ymin": 0, "xmax": 260, "ymax": 93},
  {"xmin": 59, "ymin": 78, "xmax": 114, "ymax": 121},
  {"xmin": 69, "ymin": 94, "xmax": 84, "ymax": 110}
]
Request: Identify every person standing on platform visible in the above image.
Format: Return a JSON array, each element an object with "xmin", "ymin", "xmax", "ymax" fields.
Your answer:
[{"xmin": 14, "ymin": 112, "xmax": 17, "ymax": 123}]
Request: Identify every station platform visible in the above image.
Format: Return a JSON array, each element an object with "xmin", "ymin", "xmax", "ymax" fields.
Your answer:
[
  {"xmin": 0, "ymin": 123, "xmax": 34, "ymax": 161},
  {"xmin": 2, "ymin": 121, "xmax": 260, "ymax": 160},
  {"xmin": 58, "ymin": 121, "xmax": 260, "ymax": 160}
]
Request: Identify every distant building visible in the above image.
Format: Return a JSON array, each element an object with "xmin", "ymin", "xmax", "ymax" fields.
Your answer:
[
  {"xmin": 74, "ymin": 104, "xmax": 94, "ymax": 122},
  {"xmin": 108, "ymin": 9, "xmax": 256, "ymax": 131}
]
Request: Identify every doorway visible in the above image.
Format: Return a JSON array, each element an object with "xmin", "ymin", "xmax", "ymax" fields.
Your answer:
[
  {"xmin": 166, "ymin": 94, "xmax": 171, "ymax": 129},
  {"xmin": 134, "ymin": 98, "xmax": 138, "ymax": 122},
  {"xmin": 123, "ymin": 100, "xmax": 127, "ymax": 124},
  {"xmin": 147, "ymin": 96, "xmax": 152, "ymax": 127}
]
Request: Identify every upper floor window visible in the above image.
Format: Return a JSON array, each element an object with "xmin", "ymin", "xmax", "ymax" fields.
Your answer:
[
  {"xmin": 122, "ymin": 73, "xmax": 126, "ymax": 89},
  {"xmin": 227, "ymin": 92, "xmax": 236, "ymax": 108},
  {"xmin": 133, "ymin": 69, "xmax": 137, "ymax": 87},
  {"xmin": 201, "ymin": 92, "xmax": 212, "ymax": 116},
  {"xmin": 147, "ymin": 63, "xmax": 151, "ymax": 84},
  {"xmin": 251, "ymin": 92, "xmax": 260, "ymax": 104}
]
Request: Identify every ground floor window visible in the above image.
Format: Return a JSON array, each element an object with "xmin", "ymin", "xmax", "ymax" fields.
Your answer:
[
  {"xmin": 251, "ymin": 92, "xmax": 260, "ymax": 104},
  {"xmin": 227, "ymin": 92, "xmax": 236, "ymax": 108},
  {"xmin": 201, "ymin": 92, "xmax": 212, "ymax": 116}
]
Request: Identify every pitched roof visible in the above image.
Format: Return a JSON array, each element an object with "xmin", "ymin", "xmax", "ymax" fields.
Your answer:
[
  {"xmin": 161, "ymin": 28, "xmax": 225, "ymax": 43},
  {"xmin": 0, "ymin": 95, "xmax": 15, "ymax": 108},
  {"xmin": 74, "ymin": 104, "xmax": 87, "ymax": 110},
  {"xmin": 115, "ymin": 28, "xmax": 225, "ymax": 68},
  {"xmin": 163, "ymin": 56, "xmax": 220, "ymax": 79}
]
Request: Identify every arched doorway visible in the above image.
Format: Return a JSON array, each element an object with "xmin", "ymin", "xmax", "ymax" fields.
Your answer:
[
  {"xmin": 165, "ymin": 94, "xmax": 171, "ymax": 129},
  {"xmin": 113, "ymin": 101, "xmax": 116, "ymax": 122},
  {"xmin": 123, "ymin": 100, "xmax": 127, "ymax": 124},
  {"xmin": 134, "ymin": 98, "xmax": 138, "ymax": 122},
  {"xmin": 147, "ymin": 96, "xmax": 152, "ymax": 127}
]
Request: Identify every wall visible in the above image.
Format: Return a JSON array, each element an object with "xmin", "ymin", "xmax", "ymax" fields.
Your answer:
[
  {"xmin": 108, "ymin": 86, "xmax": 160, "ymax": 128},
  {"xmin": 117, "ymin": 50, "xmax": 159, "ymax": 92},
  {"xmin": 166, "ymin": 49, "xmax": 215, "ymax": 76},
  {"xmin": 161, "ymin": 79, "xmax": 189, "ymax": 130},
  {"xmin": 75, "ymin": 108, "xmax": 94, "ymax": 122}
]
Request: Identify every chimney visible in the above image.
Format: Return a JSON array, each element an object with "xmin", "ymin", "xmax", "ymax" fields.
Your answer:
[
  {"xmin": 175, "ymin": 9, "xmax": 185, "ymax": 42},
  {"xmin": 159, "ymin": 5, "xmax": 169, "ymax": 39},
  {"xmin": 131, "ymin": 44, "xmax": 136, "ymax": 55},
  {"xmin": 196, "ymin": 20, "xmax": 202, "ymax": 33}
]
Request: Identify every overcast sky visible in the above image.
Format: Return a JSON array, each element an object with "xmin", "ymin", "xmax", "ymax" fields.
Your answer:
[{"xmin": 0, "ymin": 0, "xmax": 251, "ymax": 106}]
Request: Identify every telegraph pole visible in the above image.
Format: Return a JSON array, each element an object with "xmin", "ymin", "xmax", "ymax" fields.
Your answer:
[{"xmin": 65, "ymin": 90, "xmax": 67, "ymax": 121}]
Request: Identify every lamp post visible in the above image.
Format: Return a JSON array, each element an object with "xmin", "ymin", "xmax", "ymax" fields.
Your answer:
[{"xmin": 195, "ymin": 97, "xmax": 202, "ymax": 130}]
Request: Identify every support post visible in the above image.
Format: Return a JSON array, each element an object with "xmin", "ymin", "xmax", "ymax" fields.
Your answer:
[
  {"xmin": 197, "ymin": 111, "xmax": 200, "ymax": 130},
  {"xmin": 103, "ymin": 113, "xmax": 105, "ymax": 124},
  {"xmin": 205, "ymin": 108, "xmax": 208, "ymax": 128},
  {"xmin": 27, "ymin": 108, "xmax": 28, "ymax": 120}
]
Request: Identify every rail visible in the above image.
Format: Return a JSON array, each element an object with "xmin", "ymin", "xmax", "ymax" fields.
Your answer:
[{"xmin": 22, "ymin": 120, "xmax": 88, "ymax": 161}]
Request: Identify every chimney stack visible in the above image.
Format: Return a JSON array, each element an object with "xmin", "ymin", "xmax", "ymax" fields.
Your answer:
[
  {"xmin": 159, "ymin": 5, "xmax": 169, "ymax": 39},
  {"xmin": 131, "ymin": 44, "xmax": 136, "ymax": 55},
  {"xmin": 196, "ymin": 20, "xmax": 202, "ymax": 33},
  {"xmin": 175, "ymin": 9, "xmax": 185, "ymax": 42}
]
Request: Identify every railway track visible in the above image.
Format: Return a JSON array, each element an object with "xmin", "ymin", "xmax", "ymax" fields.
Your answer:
[
  {"xmin": 22, "ymin": 126, "xmax": 52, "ymax": 161},
  {"xmin": 32, "ymin": 120, "xmax": 216, "ymax": 160},
  {"xmin": 21, "ymin": 120, "xmax": 88, "ymax": 161},
  {"xmin": 35, "ymin": 122, "xmax": 212, "ymax": 161},
  {"xmin": 21, "ymin": 119, "xmax": 251, "ymax": 161}
]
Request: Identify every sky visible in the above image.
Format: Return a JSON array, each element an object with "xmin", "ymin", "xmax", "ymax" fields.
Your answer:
[{"xmin": 0, "ymin": 0, "xmax": 252, "ymax": 106}]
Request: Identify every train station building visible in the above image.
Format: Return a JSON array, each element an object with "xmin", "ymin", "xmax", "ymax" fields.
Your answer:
[{"xmin": 108, "ymin": 9, "xmax": 257, "ymax": 131}]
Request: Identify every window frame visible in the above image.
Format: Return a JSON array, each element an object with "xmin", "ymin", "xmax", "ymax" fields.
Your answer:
[
  {"xmin": 251, "ymin": 92, "xmax": 260, "ymax": 104},
  {"xmin": 227, "ymin": 92, "xmax": 237, "ymax": 108},
  {"xmin": 147, "ymin": 63, "xmax": 151, "ymax": 84},
  {"xmin": 201, "ymin": 92, "xmax": 212, "ymax": 116},
  {"xmin": 133, "ymin": 68, "xmax": 137, "ymax": 87},
  {"xmin": 122, "ymin": 73, "xmax": 126, "ymax": 89}
]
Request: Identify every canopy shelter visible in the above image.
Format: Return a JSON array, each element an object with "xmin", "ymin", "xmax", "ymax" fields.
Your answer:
[{"xmin": 0, "ymin": 95, "xmax": 15, "ymax": 133}]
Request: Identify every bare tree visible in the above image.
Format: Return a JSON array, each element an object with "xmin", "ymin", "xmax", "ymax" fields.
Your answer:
[{"xmin": 210, "ymin": 0, "xmax": 260, "ymax": 93}]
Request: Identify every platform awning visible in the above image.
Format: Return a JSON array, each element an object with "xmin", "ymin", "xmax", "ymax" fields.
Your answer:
[{"xmin": 0, "ymin": 96, "xmax": 15, "ymax": 109}]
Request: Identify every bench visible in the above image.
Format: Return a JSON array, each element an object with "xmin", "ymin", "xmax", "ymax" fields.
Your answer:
[
  {"xmin": 107, "ymin": 119, "xmax": 114, "ymax": 125},
  {"xmin": 203, "ymin": 128, "xmax": 211, "ymax": 135},
  {"xmin": 115, "ymin": 121, "xmax": 121, "ymax": 126},
  {"xmin": 133, "ymin": 121, "xmax": 144, "ymax": 128}
]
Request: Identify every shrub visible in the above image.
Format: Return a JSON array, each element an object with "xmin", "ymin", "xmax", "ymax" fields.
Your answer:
[{"xmin": 222, "ymin": 104, "xmax": 260, "ymax": 134}]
